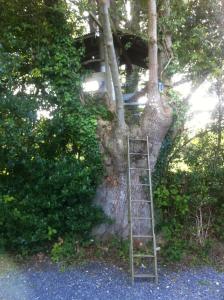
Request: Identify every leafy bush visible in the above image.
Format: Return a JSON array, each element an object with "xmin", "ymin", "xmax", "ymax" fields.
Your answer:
[
  {"xmin": 0, "ymin": 98, "xmax": 105, "ymax": 253},
  {"xmin": 0, "ymin": 0, "xmax": 105, "ymax": 254},
  {"xmin": 50, "ymin": 236, "xmax": 87, "ymax": 264},
  {"xmin": 154, "ymin": 130, "xmax": 224, "ymax": 262},
  {"xmin": 154, "ymin": 176, "xmax": 190, "ymax": 261}
]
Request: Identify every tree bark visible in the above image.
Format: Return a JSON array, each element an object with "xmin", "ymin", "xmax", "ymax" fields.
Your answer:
[
  {"xmin": 158, "ymin": 0, "xmax": 173, "ymax": 82},
  {"xmin": 93, "ymin": 0, "xmax": 172, "ymax": 238},
  {"xmin": 98, "ymin": 0, "xmax": 126, "ymax": 130},
  {"xmin": 147, "ymin": 0, "xmax": 159, "ymax": 102},
  {"xmin": 98, "ymin": 21, "xmax": 114, "ymax": 105},
  {"xmin": 140, "ymin": 0, "xmax": 172, "ymax": 167}
]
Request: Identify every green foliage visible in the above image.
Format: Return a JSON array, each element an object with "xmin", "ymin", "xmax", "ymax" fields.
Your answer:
[
  {"xmin": 154, "ymin": 128, "xmax": 224, "ymax": 262},
  {"xmin": 108, "ymin": 237, "xmax": 129, "ymax": 261},
  {"xmin": 51, "ymin": 236, "xmax": 86, "ymax": 264},
  {"xmin": 153, "ymin": 89, "xmax": 188, "ymax": 187},
  {"xmin": 0, "ymin": 100, "xmax": 105, "ymax": 254},
  {"xmin": 50, "ymin": 236, "xmax": 129, "ymax": 265},
  {"xmin": 0, "ymin": 0, "xmax": 105, "ymax": 254},
  {"xmin": 154, "ymin": 177, "xmax": 189, "ymax": 261},
  {"xmin": 171, "ymin": 0, "xmax": 224, "ymax": 81},
  {"xmin": 155, "ymin": 184, "xmax": 189, "ymax": 217}
]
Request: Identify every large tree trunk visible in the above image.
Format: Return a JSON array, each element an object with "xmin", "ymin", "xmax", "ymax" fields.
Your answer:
[{"xmin": 93, "ymin": 0, "xmax": 172, "ymax": 238}]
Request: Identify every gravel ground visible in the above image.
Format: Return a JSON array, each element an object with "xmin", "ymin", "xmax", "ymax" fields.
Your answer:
[{"xmin": 0, "ymin": 260, "xmax": 223, "ymax": 300}]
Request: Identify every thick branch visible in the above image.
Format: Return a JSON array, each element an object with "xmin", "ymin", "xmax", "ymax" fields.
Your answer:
[
  {"xmin": 98, "ymin": 0, "xmax": 126, "ymax": 129},
  {"xmin": 148, "ymin": 0, "xmax": 159, "ymax": 102},
  {"xmin": 89, "ymin": 11, "xmax": 102, "ymax": 29},
  {"xmin": 158, "ymin": 0, "xmax": 173, "ymax": 81}
]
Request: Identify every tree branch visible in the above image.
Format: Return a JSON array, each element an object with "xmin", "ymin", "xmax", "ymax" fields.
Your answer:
[{"xmin": 98, "ymin": 0, "xmax": 126, "ymax": 129}]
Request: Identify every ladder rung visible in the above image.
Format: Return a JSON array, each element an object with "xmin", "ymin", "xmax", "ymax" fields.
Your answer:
[
  {"xmin": 129, "ymin": 138, "xmax": 147, "ymax": 141},
  {"xmin": 132, "ymin": 217, "xmax": 152, "ymax": 220},
  {"xmin": 131, "ymin": 200, "xmax": 151, "ymax": 203},
  {"xmin": 129, "ymin": 153, "xmax": 148, "ymax": 156},
  {"xmin": 133, "ymin": 235, "xmax": 153, "ymax": 238},
  {"xmin": 130, "ymin": 168, "xmax": 150, "ymax": 170},
  {"xmin": 128, "ymin": 136, "xmax": 158, "ymax": 283},
  {"xmin": 134, "ymin": 274, "xmax": 155, "ymax": 278},
  {"xmin": 124, "ymin": 102, "xmax": 144, "ymax": 106},
  {"xmin": 133, "ymin": 254, "xmax": 154, "ymax": 258}
]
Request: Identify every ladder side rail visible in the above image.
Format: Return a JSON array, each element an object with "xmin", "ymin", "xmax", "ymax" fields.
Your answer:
[
  {"xmin": 146, "ymin": 136, "xmax": 158, "ymax": 283},
  {"xmin": 127, "ymin": 136, "xmax": 134, "ymax": 284},
  {"xmin": 128, "ymin": 137, "xmax": 158, "ymax": 283}
]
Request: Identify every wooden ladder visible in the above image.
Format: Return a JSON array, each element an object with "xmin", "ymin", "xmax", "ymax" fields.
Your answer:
[{"xmin": 127, "ymin": 136, "xmax": 158, "ymax": 284}]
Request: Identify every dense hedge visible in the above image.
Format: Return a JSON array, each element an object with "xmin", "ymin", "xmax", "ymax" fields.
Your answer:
[
  {"xmin": 0, "ymin": 0, "xmax": 105, "ymax": 254},
  {"xmin": 0, "ymin": 98, "xmax": 104, "ymax": 253},
  {"xmin": 154, "ymin": 130, "xmax": 224, "ymax": 261}
]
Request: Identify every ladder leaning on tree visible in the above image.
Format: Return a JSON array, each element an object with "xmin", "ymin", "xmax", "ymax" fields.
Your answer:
[{"xmin": 127, "ymin": 136, "xmax": 158, "ymax": 284}]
